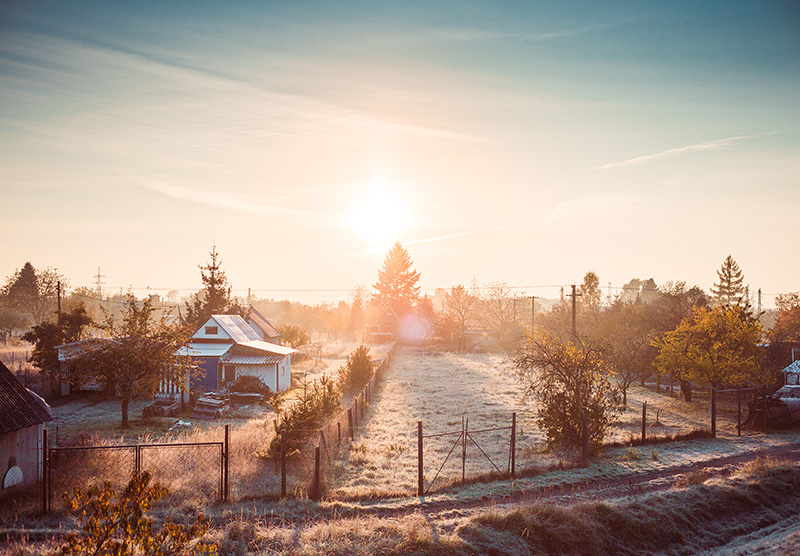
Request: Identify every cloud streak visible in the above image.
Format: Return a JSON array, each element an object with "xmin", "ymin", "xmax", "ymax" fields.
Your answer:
[
  {"xmin": 133, "ymin": 177, "xmax": 311, "ymax": 218},
  {"xmin": 594, "ymin": 133, "xmax": 770, "ymax": 170}
]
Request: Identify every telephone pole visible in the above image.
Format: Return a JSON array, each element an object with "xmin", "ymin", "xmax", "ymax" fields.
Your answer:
[
  {"xmin": 529, "ymin": 296, "xmax": 537, "ymax": 334},
  {"xmin": 57, "ymin": 281, "xmax": 62, "ymax": 320},
  {"xmin": 568, "ymin": 285, "xmax": 581, "ymax": 337}
]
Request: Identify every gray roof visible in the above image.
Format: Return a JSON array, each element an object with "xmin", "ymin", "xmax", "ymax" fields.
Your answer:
[
  {"xmin": 0, "ymin": 360, "xmax": 52, "ymax": 434},
  {"xmin": 213, "ymin": 315, "xmax": 262, "ymax": 343}
]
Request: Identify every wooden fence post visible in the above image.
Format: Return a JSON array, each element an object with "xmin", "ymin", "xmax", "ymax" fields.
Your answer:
[
  {"xmin": 510, "ymin": 412, "xmax": 516, "ymax": 479},
  {"xmin": 41, "ymin": 428, "xmax": 48, "ymax": 514},
  {"xmin": 348, "ymin": 408, "xmax": 354, "ymax": 440},
  {"xmin": 280, "ymin": 433, "xmax": 287, "ymax": 499},
  {"xmin": 641, "ymin": 401, "xmax": 647, "ymax": 442},
  {"xmin": 312, "ymin": 446, "xmax": 321, "ymax": 500},
  {"xmin": 417, "ymin": 421, "xmax": 423, "ymax": 496},
  {"xmin": 461, "ymin": 416, "xmax": 467, "ymax": 483},
  {"xmin": 711, "ymin": 388, "xmax": 716, "ymax": 438},
  {"xmin": 337, "ymin": 421, "xmax": 341, "ymax": 444},
  {"xmin": 223, "ymin": 424, "xmax": 229, "ymax": 502},
  {"xmin": 737, "ymin": 390, "xmax": 742, "ymax": 436}
]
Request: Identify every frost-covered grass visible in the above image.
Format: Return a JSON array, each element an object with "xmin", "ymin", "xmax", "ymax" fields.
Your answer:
[
  {"xmin": 327, "ymin": 347, "xmax": 798, "ymax": 501},
  {"xmin": 328, "ymin": 348, "xmax": 544, "ymax": 499}
]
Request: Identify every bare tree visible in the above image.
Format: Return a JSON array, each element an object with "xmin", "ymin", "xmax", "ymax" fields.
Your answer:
[
  {"xmin": 444, "ymin": 285, "xmax": 475, "ymax": 351},
  {"xmin": 1, "ymin": 262, "xmax": 65, "ymax": 325}
]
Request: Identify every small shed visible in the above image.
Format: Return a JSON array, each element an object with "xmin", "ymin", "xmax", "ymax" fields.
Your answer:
[
  {"xmin": 0, "ymin": 360, "xmax": 52, "ymax": 494},
  {"xmin": 782, "ymin": 360, "xmax": 800, "ymax": 385}
]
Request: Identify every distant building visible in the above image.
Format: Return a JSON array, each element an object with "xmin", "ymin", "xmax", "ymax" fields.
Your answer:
[{"xmin": 0, "ymin": 360, "xmax": 52, "ymax": 495}]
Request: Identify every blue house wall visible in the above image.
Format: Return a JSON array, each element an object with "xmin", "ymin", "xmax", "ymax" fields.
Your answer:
[{"xmin": 192, "ymin": 357, "xmax": 219, "ymax": 392}]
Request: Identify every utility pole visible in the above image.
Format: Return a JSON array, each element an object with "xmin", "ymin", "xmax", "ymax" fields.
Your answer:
[
  {"xmin": 568, "ymin": 284, "xmax": 581, "ymax": 337},
  {"xmin": 56, "ymin": 281, "xmax": 62, "ymax": 321},
  {"xmin": 529, "ymin": 296, "xmax": 537, "ymax": 334},
  {"xmin": 758, "ymin": 288, "xmax": 762, "ymax": 315}
]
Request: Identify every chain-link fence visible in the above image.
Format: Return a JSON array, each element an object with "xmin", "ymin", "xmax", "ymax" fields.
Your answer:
[{"xmin": 44, "ymin": 430, "xmax": 227, "ymax": 512}]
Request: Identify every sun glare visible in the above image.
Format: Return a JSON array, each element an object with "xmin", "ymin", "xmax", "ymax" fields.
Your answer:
[{"xmin": 349, "ymin": 182, "xmax": 408, "ymax": 246}]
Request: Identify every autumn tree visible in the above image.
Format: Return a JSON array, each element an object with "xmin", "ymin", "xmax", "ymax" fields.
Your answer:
[
  {"xmin": 444, "ymin": 284, "xmax": 475, "ymax": 351},
  {"xmin": 711, "ymin": 255, "xmax": 747, "ymax": 307},
  {"xmin": 599, "ymin": 300, "xmax": 657, "ymax": 406},
  {"xmin": 183, "ymin": 245, "xmax": 241, "ymax": 330},
  {"xmin": 1, "ymin": 262, "xmax": 65, "ymax": 325},
  {"xmin": 65, "ymin": 294, "xmax": 193, "ymax": 427},
  {"xmin": 512, "ymin": 333, "xmax": 621, "ymax": 458},
  {"xmin": 22, "ymin": 304, "xmax": 93, "ymax": 395},
  {"xmin": 372, "ymin": 242, "xmax": 420, "ymax": 317},
  {"xmin": 654, "ymin": 305, "xmax": 765, "ymax": 396},
  {"xmin": 769, "ymin": 292, "xmax": 800, "ymax": 343}
]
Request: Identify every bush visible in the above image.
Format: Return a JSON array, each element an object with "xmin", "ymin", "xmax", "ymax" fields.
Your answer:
[
  {"xmin": 338, "ymin": 345, "xmax": 373, "ymax": 390},
  {"xmin": 230, "ymin": 375, "xmax": 272, "ymax": 396},
  {"xmin": 269, "ymin": 374, "xmax": 341, "ymax": 456},
  {"xmin": 56, "ymin": 471, "xmax": 215, "ymax": 556},
  {"xmin": 512, "ymin": 333, "xmax": 622, "ymax": 457}
]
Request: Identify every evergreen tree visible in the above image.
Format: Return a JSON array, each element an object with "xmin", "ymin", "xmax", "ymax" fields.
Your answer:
[
  {"xmin": 372, "ymin": 242, "xmax": 421, "ymax": 316},
  {"xmin": 1, "ymin": 262, "xmax": 64, "ymax": 325},
  {"xmin": 711, "ymin": 255, "xmax": 746, "ymax": 307},
  {"xmin": 183, "ymin": 245, "xmax": 241, "ymax": 330}
]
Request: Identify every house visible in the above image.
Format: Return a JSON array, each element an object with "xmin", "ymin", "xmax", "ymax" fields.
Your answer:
[
  {"xmin": 243, "ymin": 305, "xmax": 282, "ymax": 343},
  {"xmin": 182, "ymin": 314, "xmax": 296, "ymax": 394},
  {"xmin": 0, "ymin": 360, "xmax": 52, "ymax": 495}
]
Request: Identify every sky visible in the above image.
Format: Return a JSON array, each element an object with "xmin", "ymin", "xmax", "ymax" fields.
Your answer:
[{"xmin": 1, "ymin": 1, "xmax": 798, "ymax": 305}]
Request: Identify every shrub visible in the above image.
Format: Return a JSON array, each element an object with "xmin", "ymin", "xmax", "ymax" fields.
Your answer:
[
  {"xmin": 230, "ymin": 375, "xmax": 272, "ymax": 396},
  {"xmin": 269, "ymin": 374, "xmax": 341, "ymax": 456},
  {"xmin": 56, "ymin": 471, "xmax": 215, "ymax": 556},
  {"xmin": 511, "ymin": 333, "xmax": 622, "ymax": 457},
  {"xmin": 338, "ymin": 345, "xmax": 373, "ymax": 390}
]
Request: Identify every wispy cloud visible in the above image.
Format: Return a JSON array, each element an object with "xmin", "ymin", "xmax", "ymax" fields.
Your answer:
[
  {"xmin": 594, "ymin": 133, "xmax": 770, "ymax": 170},
  {"xmin": 341, "ymin": 227, "xmax": 510, "ymax": 258},
  {"xmin": 133, "ymin": 178, "xmax": 311, "ymax": 218}
]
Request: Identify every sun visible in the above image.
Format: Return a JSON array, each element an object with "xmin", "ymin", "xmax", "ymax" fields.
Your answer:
[{"xmin": 349, "ymin": 181, "xmax": 409, "ymax": 246}]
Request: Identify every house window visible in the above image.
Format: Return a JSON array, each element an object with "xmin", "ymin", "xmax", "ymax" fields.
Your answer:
[{"xmin": 205, "ymin": 326, "xmax": 218, "ymax": 335}]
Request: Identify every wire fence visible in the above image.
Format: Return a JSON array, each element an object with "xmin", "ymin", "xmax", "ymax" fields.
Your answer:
[{"xmin": 43, "ymin": 429, "xmax": 227, "ymax": 513}]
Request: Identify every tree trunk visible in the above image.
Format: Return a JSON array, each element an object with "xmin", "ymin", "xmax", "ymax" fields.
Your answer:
[
  {"xmin": 622, "ymin": 387, "xmax": 627, "ymax": 407},
  {"xmin": 680, "ymin": 379, "xmax": 692, "ymax": 402},
  {"xmin": 121, "ymin": 396, "xmax": 130, "ymax": 428}
]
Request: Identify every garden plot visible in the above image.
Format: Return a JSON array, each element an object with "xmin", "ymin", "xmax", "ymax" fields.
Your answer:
[{"xmin": 329, "ymin": 348, "xmax": 543, "ymax": 498}]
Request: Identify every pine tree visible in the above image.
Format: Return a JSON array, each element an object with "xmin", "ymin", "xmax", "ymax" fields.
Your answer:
[
  {"xmin": 372, "ymin": 242, "xmax": 421, "ymax": 317},
  {"xmin": 183, "ymin": 245, "xmax": 241, "ymax": 330},
  {"xmin": 711, "ymin": 255, "xmax": 746, "ymax": 307}
]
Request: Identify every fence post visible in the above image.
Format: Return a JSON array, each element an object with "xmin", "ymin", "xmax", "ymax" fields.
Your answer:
[
  {"xmin": 417, "ymin": 421, "xmax": 423, "ymax": 496},
  {"xmin": 711, "ymin": 388, "xmax": 716, "ymax": 438},
  {"xmin": 461, "ymin": 416, "xmax": 467, "ymax": 483},
  {"xmin": 737, "ymin": 390, "xmax": 742, "ymax": 436},
  {"xmin": 510, "ymin": 412, "xmax": 516, "ymax": 479},
  {"xmin": 348, "ymin": 408, "xmax": 354, "ymax": 440},
  {"xmin": 280, "ymin": 433, "xmax": 287, "ymax": 499},
  {"xmin": 136, "ymin": 443, "xmax": 141, "ymax": 477},
  {"xmin": 337, "ymin": 421, "xmax": 341, "ymax": 444},
  {"xmin": 224, "ymin": 424, "xmax": 229, "ymax": 502},
  {"xmin": 41, "ymin": 428, "xmax": 48, "ymax": 514},
  {"xmin": 762, "ymin": 385, "xmax": 768, "ymax": 432},
  {"xmin": 311, "ymin": 446, "xmax": 321, "ymax": 500},
  {"xmin": 641, "ymin": 401, "xmax": 647, "ymax": 442}
]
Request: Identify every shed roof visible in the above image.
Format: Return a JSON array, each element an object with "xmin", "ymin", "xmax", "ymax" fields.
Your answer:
[
  {"xmin": 782, "ymin": 360, "xmax": 800, "ymax": 374},
  {"xmin": 0, "ymin": 361, "xmax": 52, "ymax": 434},
  {"xmin": 221, "ymin": 354, "xmax": 285, "ymax": 365},
  {"xmin": 238, "ymin": 340, "xmax": 297, "ymax": 356}
]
